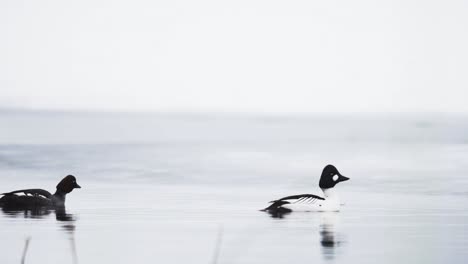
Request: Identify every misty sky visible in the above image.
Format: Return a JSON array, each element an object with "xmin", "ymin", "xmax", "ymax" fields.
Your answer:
[{"xmin": 1, "ymin": 0, "xmax": 467, "ymax": 112}]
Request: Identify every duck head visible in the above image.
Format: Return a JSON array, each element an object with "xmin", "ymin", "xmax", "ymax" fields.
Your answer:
[
  {"xmin": 56, "ymin": 175, "xmax": 81, "ymax": 194},
  {"xmin": 319, "ymin": 165, "xmax": 349, "ymax": 189}
]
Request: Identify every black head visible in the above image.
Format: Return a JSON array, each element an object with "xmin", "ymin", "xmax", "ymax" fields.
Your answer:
[
  {"xmin": 319, "ymin": 165, "xmax": 350, "ymax": 189},
  {"xmin": 56, "ymin": 175, "xmax": 81, "ymax": 194}
]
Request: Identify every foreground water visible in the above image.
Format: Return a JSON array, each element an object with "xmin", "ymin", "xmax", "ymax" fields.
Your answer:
[{"xmin": 0, "ymin": 110, "xmax": 467, "ymax": 263}]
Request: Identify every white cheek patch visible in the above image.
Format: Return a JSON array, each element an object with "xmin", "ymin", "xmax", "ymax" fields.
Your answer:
[{"xmin": 332, "ymin": 175, "xmax": 339, "ymax": 181}]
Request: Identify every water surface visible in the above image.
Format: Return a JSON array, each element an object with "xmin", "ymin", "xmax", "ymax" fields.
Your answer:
[{"xmin": 0, "ymin": 111, "xmax": 467, "ymax": 263}]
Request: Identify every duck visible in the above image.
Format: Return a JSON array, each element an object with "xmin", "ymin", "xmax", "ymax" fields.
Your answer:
[
  {"xmin": 0, "ymin": 175, "xmax": 81, "ymax": 209},
  {"xmin": 262, "ymin": 165, "xmax": 349, "ymax": 213}
]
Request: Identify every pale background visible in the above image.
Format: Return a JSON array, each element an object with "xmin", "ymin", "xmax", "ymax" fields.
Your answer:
[{"xmin": 1, "ymin": 0, "xmax": 467, "ymax": 112}]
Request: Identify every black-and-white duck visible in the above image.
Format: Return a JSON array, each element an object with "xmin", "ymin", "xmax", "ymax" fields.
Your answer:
[{"xmin": 262, "ymin": 165, "xmax": 349, "ymax": 213}]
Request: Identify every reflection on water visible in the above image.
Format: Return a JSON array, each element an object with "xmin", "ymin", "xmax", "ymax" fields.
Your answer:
[
  {"xmin": 264, "ymin": 208, "xmax": 292, "ymax": 219},
  {"xmin": 55, "ymin": 207, "xmax": 79, "ymax": 264},
  {"xmin": 320, "ymin": 212, "xmax": 345, "ymax": 260},
  {"xmin": 264, "ymin": 209, "xmax": 348, "ymax": 261},
  {"xmin": 55, "ymin": 206, "xmax": 76, "ymax": 222},
  {"xmin": 1, "ymin": 205, "xmax": 76, "ymax": 222},
  {"xmin": 1, "ymin": 206, "xmax": 54, "ymax": 219},
  {"xmin": 1, "ymin": 205, "xmax": 79, "ymax": 263}
]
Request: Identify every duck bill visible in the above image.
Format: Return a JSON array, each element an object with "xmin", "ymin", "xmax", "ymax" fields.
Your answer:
[
  {"xmin": 338, "ymin": 174, "xmax": 350, "ymax": 182},
  {"xmin": 74, "ymin": 183, "xmax": 81, "ymax": 189}
]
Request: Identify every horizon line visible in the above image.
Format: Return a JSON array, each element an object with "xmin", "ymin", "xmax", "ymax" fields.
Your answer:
[{"xmin": 1, "ymin": 107, "xmax": 467, "ymax": 117}]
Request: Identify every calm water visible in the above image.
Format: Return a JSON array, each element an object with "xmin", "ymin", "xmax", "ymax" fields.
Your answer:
[{"xmin": 0, "ymin": 110, "xmax": 468, "ymax": 263}]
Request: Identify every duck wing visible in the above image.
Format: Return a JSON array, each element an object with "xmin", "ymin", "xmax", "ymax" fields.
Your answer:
[
  {"xmin": 262, "ymin": 194, "xmax": 324, "ymax": 212},
  {"xmin": 1, "ymin": 189, "xmax": 53, "ymax": 199},
  {"xmin": 274, "ymin": 193, "xmax": 325, "ymax": 203}
]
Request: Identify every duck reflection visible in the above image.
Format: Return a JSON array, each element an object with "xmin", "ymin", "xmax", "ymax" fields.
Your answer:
[
  {"xmin": 55, "ymin": 206, "xmax": 76, "ymax": 222},
  {"xmin": 1, "ymin": 206, "xmax": 54, "ymax": 219},
  {"xmin": 265, "ymin": 207, "xmax": 292, "ymax": 219},
  {"xmin": 1, "ymin": 205, "xmax": 79, "ymax": 263},
  {"xmin": 1, "ymin": 205, "xmax": 76, "ymax": 222},
  {"xmin": 55, "ymin": 207, "xmax": 79, "ymax": 264},
  {"xmin": 320, "ymin": 212, "xmax": 345, "ymax": 260}
]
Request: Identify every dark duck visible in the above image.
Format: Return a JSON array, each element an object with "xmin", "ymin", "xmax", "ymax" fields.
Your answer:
[{"xmin": 0, "ymin": 175, "xmax": 81, "ymax": 209}]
